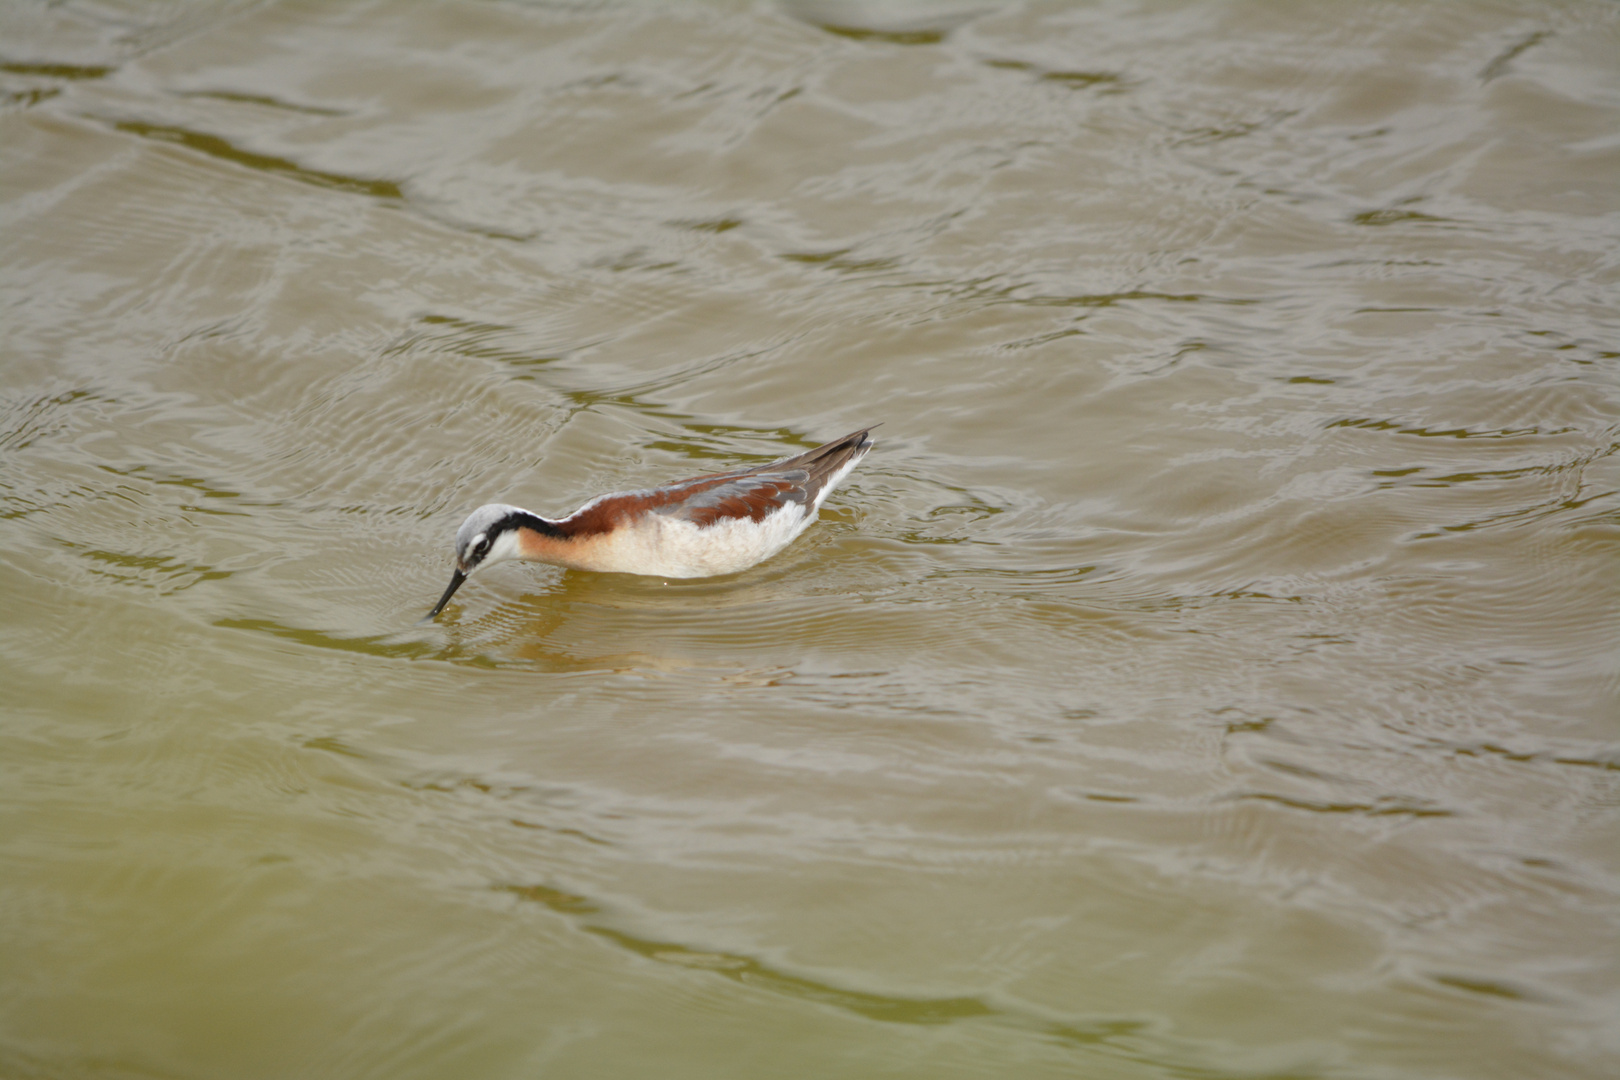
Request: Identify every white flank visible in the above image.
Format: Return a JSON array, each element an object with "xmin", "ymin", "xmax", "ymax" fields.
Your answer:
[{"xmin": 590, "ymin": 501, "xmax": 813, "ymax": 577}]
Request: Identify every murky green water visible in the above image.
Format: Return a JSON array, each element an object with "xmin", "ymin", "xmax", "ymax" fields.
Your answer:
[{"xmin": 3, "ymin": 2, "xmax": 1617, "ymax": 1077}]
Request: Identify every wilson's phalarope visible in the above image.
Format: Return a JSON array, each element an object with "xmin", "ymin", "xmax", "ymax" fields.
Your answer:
[{"xmin": 427, "ymin": 426, "xmax": 876, "ymax": 619}]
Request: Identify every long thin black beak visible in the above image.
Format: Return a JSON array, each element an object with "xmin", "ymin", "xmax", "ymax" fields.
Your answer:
[{"xmin": 425, "ymin": 568, "xmax": 468, "ymax": 620}]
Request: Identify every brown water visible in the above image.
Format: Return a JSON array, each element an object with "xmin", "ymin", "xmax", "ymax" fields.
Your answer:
[{"xmin": 3, "ymin": 2, "xmax": 1618, "ymax": 1077}]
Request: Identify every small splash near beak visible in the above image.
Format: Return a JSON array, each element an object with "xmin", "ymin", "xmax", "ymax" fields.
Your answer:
[{"xmin": 425, "ymin": 568, "xmax": 468, "ymax": 621}]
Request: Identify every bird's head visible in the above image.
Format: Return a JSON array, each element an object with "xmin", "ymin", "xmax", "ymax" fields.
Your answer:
[{"xmin": 426, "ymin": 503, "xmax": 529, "ymax": 619}]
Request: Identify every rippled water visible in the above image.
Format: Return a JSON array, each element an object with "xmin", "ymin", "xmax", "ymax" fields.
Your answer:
[{"xmin": 3, "ymin": 2, "xmax": 1617, "ymax": 1077}]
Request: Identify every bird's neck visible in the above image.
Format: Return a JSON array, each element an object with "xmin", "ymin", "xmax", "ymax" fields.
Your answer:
[{"xmin": 508, "ymin": 509, "xmax": 564, "ymax": 539}]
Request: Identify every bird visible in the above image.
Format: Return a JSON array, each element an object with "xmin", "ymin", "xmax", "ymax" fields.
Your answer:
[{"xmin": 426, "ymin": 426, "xmax": 876, "ymax": 619}]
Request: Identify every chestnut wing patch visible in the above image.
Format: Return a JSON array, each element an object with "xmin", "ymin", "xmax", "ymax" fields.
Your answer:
[{"xmin": 656, "ymin": 471, "xmax": 809, "ymax": 528}]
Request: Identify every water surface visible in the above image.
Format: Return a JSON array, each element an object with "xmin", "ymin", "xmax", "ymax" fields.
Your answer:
[{"xmin": 2, "ymin": 2, "xmax": 1617, "ymax": 1077}]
